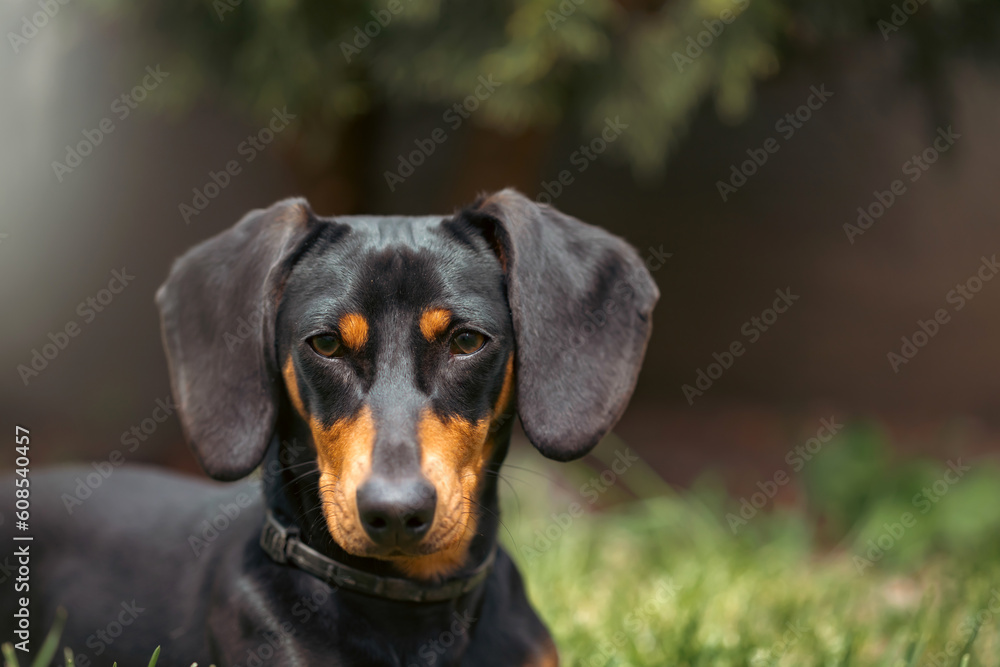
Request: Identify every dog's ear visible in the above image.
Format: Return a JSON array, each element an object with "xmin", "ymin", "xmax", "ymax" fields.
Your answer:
[
  {"xmin": 157, "ymin": 199, "xmax": 319, "ymax": 480},
  {"xmin": 466, "ymin": 189, "xmax": 659, "ymax": 461}
]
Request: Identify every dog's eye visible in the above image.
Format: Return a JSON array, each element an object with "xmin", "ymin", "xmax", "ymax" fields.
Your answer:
[
  {"xmin": 309, "ymin": 335, "xmax": 345, "ymax": 358},
  {"xmin": 450, "ymin": 330, "xmax": 486, "ymax": 356}
]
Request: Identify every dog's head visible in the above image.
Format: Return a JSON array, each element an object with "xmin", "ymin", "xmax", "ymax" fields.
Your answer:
[{"xmin": 157, "ymin": 189, "xmax": 657, "ymax": 577}]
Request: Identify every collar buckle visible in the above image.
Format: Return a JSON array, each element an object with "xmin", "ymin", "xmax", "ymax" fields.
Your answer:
[{"xmin": 260, "ymin": 510, "xmax": 298, "ymax": 564}]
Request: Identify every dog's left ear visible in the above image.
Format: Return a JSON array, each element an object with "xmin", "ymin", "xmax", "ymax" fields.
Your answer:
[
  {"xmin": 156, "ymin": 199, "xmax": 319, "ymax": 481},
  {"xmin": 465, "ymin": 189, "xmax": 659, "ymax": 461}
]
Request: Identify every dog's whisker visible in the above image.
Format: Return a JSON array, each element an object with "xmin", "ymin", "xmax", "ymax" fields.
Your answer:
[
  {"xmin": 277, "ymin": 470, "xmax": 323, "ymax": 487},
  {"xmin": 277, "ymin": 459, "xmax": 320, "ymax": 471},
  {"xmin": 463, "ymin": 495, "xmax": 518, "ymax": 549},
  {"xmin": 495, "ymin": 463, "xmax": 565, "ymax": 485}
]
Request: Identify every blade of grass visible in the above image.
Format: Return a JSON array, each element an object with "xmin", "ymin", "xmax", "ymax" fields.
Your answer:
[
  {"xmin": 2, "ymin": 643, "xmax": 21, "ymax": 667},
  {"xmin": 956, "ymin": 620, "xmax": 981, "ymax": 667},
  {"xmin": 903, "ymin": 635, "xmax": 926, "ymax": 667},
  {"xmin": 838, "ymin": 629, "xmax": 854, "ymax": 667},
  {"xmin": 30, "ymin": 608, "xmax": 65, "ymax": 667}
]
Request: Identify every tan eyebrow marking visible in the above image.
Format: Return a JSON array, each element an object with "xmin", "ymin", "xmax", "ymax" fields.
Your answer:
[
  {"xmin": 420, "ymin": 308, "xmax": 451, "ymax": 342},
  {"xmin": 339, "ymin": 313, "xmax": 369, "ymax": 350},
  {"xmin": 493, "ymin": 355, "xmax": 515, "ymax": 416},
  {"xmin": 282, "ymin": 356, "xmax": 308, "ymax": 419}
]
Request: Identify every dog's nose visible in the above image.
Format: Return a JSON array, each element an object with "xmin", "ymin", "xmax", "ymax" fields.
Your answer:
[{"xmin": 356, "ymin": 475, "xmax": 436, "ymax": 548}]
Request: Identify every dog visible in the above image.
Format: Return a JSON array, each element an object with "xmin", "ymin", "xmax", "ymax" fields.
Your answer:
[{"xmin": 2, "ymin": 189, "xmax": 657, "ymax": 666}]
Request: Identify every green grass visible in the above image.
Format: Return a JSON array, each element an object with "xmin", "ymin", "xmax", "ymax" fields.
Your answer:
[
  {"xmin": 1, "ymin": 613, "xmax": 163, "ymax": 667},
  {"xmin": 501, "ymin": 426, "xmax": 1000, "ymax": 666},
  {"xmin": 7, "ymin": 423, "xmax": 998, "ymax": 666}
]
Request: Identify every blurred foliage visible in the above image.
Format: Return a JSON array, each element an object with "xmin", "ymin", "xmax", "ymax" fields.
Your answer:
[
  {"xmin": 85, "ymin": 0, "xmax": 1000, "ymax": 176},
  {"xmin": 798, "ymin": 422, "xmax": 1000, "ymax": 570}
]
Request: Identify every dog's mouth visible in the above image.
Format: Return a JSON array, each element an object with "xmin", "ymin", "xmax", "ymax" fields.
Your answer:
[
  {"xmin": 317, "ymin": 475, "xmax": 479, "ymax": 577},
  {"xmin": 333, "ymin": 495, "xmax": 473, "ymax": 557},
  {"xmin": 301, "ymin": 403, "xmax": 496, "ymax": 577},
  {"xmin": 350, "ymin": 530, "xmax": 464, "ymax": 559}
]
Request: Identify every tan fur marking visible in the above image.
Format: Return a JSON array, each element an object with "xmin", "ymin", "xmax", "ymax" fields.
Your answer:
[
  {"xmin": 312, "ymin": 407, "xmax": 378, "ymax": 556},
  {"xmin": 523, "ymin": 637, "xmax": 560, "ymax": 666},
  {"xmin": 339, "ymin": 313, "xmax": 369, "ymax": 350},
  {"xmin": 419, "ymin": 308, "xmax": 452, "ymax": 342},
  {"xmin": 288, "ymin": 345, "xmax": 518, "ymax": 572},
  {"xmin": 494, "ymin": 356, "xmax": 515, "ymax": 416},
  {"xmin": 396, "ymin": 354, "xmax": 516, "ymax": 579},
  {"xmin": 395, "ymin": 412, "xmax": 490, "ymax": 579},
  {"xmin": 282, "ymin": 357, "xmax": 308, "ymax": 420},
  {"xmin": 285, "ymin": 354, "xmax": 377, "ymax": 555}
]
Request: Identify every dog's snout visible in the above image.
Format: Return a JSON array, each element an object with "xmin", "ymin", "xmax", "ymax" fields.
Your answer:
[{"xmin": 356, "ymin": 474, "xmax": 436, "ymax": 548}]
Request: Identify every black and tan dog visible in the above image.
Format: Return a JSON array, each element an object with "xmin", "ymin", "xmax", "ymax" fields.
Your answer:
[{"xmin": 3, "ymin": 189, "xmax": 657, "ymax": 666}]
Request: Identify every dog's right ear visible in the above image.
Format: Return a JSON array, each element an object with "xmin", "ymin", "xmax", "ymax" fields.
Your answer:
[
  {"xmin": 461, "ymin": 189, "xmax": 658, "ymax": 462},
  {"xmin": 156, "ymin": 199, "xmax": 320, "ymax": 481}
]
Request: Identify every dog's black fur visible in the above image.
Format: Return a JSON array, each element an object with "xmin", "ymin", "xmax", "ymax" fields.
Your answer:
[{"xmin": 2, "ymin": 189, "xmax": 657, "ymax": 666}]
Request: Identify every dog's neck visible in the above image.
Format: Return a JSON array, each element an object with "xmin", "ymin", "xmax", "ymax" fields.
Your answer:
[{"xmin": 262, "ymin": 414, "xmax": 509, "ymax": 584}]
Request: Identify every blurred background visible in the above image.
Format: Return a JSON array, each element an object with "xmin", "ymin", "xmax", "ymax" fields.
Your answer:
[{"xmin": 3, "ymin": 0, "xmax": 1000, "ymax": 662}]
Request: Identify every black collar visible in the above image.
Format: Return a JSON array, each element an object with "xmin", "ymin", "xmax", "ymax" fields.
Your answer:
[{"xmin": 259, "ymin": 511, "xmax": 497, "ymax": 603}]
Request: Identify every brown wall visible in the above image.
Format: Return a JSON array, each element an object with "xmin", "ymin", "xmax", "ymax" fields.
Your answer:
[{"xmin": 2, "ymin": 23, "xmax": 998, "ymax": 476}]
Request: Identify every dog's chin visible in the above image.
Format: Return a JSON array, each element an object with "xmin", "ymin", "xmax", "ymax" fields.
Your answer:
[
  {"xmin": 330, "ymin": 527, "xmax": 465, "ymax": 560},
  {"xmin": 324, "ymin": 517, "xmax": 475, "ymax": 580}
]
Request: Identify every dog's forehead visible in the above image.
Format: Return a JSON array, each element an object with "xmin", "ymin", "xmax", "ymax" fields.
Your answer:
[
  {"xmin": 281, "ymin": 215, "xmax": 503, "ymax": 323},
  {"xmin": 340, "ymin": 214, "xmax": 448, "ymax": 248}
]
